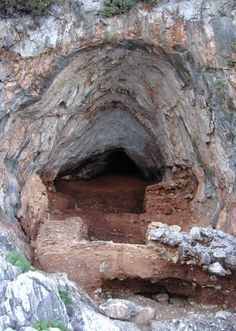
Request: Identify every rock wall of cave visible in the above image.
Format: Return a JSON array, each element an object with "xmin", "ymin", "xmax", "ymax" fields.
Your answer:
[
  {"xmin": 0, "ymin": 0, "xmax": 236, "ymax": 234},
  {"xmin": 0, "ymin": 1, "xmax": 236, "ymax": 329}
]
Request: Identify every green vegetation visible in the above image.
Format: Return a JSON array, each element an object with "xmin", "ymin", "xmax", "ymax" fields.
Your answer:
[
  {"xmin": 100, "ymin": 0, "xmax": 136, "ymax": 17},
  {"xmin": 6, "ymin": 251, "xmax": 35, "ymax": 272},
  {"xmin": 32, "ymin": 320, "xmax": 69, "ymax": 331},
  {"xmin": 226, "ymin": 131, "xmax": 235, "ymax": 142},
  {"xmin": 0, "ymin": 0, "xmax": 52, "ymax": 16},
  {"xmin": 229, "ymin": 58, "xmax": 236, "ymax": 67},
  {"xmin": 58, "ymin": 289, "xmax": 73, "ymax": 305},
  {"xmin": 145, "ymin": 0, "xmax": 159, "ymax": 5},
  {"xmin": 216, "ymin": 78, "xmax": 227, "ymax": 92},
  {"xmin": 230, "ymin": 43, "xmax": 236, "ymax": 52},
  {"xmin": 101, "ymin": 0, "xmax": 159, "ymax": 17},
  {"xmin": 219, "ymin": 7, "xmax": 227, "ymax": 16},
  {"xmin": 0, "ymin": 206, "xmax": 3, "ymax": 214}
]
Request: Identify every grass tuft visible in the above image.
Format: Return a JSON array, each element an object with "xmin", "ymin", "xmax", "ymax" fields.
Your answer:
[
  {"xmin": 58, "ymin": 289, "xmax": 73, "ymax": 305},
  {"xmin": 6, "ymin": 251, "xmax": 35, "ymax": 272},
  {"xmin": 32, "ymin": 320, "xmax": 70, "ymax": 331}
]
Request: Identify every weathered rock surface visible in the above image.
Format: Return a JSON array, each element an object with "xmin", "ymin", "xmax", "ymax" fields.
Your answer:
[
  {"xmin": 1, "ymin": 261, "xmax": 236, "ymax": 331},
  {"xmin": 0, "ymin": 216, "xmax": 32, "ymax": 259},
  {"xmin": 35, "ymin": 218, "xmax": 236, "ymax": 309},
  {"xmin": 0, "ymin": 259, "xmax": 142, "ymax": 331},
  {"xmin": 147, "ymin": 223, "xmax": 236, "ymax": 275},
  {"xmin": 0, "ymin": 0, "xmax": 235, "ymax": 233},
  {"xmin": 99, "ymin": 298, "xmax": 155, "ymax": 324},
  {"xmin": 1, "ymin": 228, "xmax": 236, "ymax": 330},
  {"xmin": 17, "ymin": 173, "xmax": 49, "ymax": 239},
  {"xmin": 151, "ymin": 312, "xmax": 236, "ymax": 331},
  {"xmin": 0, "ymin": 1, "xmax": 236, "ymax": 329}
]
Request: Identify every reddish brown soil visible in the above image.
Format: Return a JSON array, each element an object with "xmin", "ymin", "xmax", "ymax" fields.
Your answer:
[
  {"xmin": 38, "ymin": 172, "xmax": 236, "ymax": 310},
  {"xmin": 53, "ymin": 174, "xmax": 151, "ymax": 214},
  {"xmin": 47, "ymin": 171, "xmax": 198, "ymax": 244},
  {"xmin": 48, "ymin": 174, "xmax": 156, "ymax": 243}
]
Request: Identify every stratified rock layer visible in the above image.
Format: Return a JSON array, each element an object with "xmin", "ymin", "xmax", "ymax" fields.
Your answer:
[
  {"xmin": 35, "ymin": 218, "xmax": 236, "ymax": 310},
  {"xmin": 0, "ymin": 0, "xmax": 235, "ymax": 233}
]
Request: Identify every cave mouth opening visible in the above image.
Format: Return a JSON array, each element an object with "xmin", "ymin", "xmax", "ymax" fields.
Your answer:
[
  {"xmin": 100, "ymin": 278, "xmax": 190, "ymax": 302},
  {"xmin": 101, "ymin": 149, "xmax": 144, "ymax": 178},
  {"xmin": 49, "ymin": 148, "xmax": 160, "ymax": 218}
]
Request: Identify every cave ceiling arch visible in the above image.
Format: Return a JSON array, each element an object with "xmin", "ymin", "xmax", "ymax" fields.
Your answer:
[
  {"xmin": 0, "ymin": 0, "xmax": 235, "ymax": 233},
  {"xmin": 5, "ymin": 43, "xmax": 199, "ymax": 184}
]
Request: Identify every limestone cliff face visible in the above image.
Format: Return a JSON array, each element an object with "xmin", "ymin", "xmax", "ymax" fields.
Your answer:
[{"xmin": 0, "ymin": 0, "xmax": 235, "ymax": 232}]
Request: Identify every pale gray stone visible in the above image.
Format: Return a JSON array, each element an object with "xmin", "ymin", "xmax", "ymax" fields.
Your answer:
[
  {"xmin": 215, "ymin": 311, "xmax": 233, "ymax": 320},
  {"xmin": 0, "ymin": 256, "xmax": 22, "ymax": 283},
  {"xmin": 213, "ymin": 249, "xmax": 226, "ymax": 259},
  {"xmin": 225, "ymin": 254, "xmax": 236, "ymax": 268},
  {"xmin": 200, "ymin": 252, "xmax": 212, "ymax": 265},
  {"xmin": 190, "ymin": 227, "xmax": 202, "ymax": 241},
  {"xmin": 149, "ymin": 228, "xmax": 166, "ymax": 240},
  {"xmin": 151, "ymin": 313, "xmax": 236, "ymax": 331},
  {"xmin": 134, "ymin": 306, "xmax": 155, "ymax": 325},
  {"xmin": 208, "ymin": 262, "xmax": 231, "ymax": 276},
  {"xmin": 99, "ymin": 299, "xmax": 139, "ymax": 321},
  {"xmin": 153, "ymin": 293, "xmax": 169, "ymax": 303}
]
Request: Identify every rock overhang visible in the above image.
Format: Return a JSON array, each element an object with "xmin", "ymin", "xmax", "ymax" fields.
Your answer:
[
  {"xmin": 0, "ymin": 1, "xmax": 236, "ymax": 323},
  {"xmin": 4, "ymin": 43, "xmax": 197, "ymax": 180},
  {"xmin": 0, "ymin": 0, "xmax": 235, "ymax": 233}
]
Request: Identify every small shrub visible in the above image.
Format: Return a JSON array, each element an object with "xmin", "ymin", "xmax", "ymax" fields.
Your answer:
[
  {"xmin": 32, "ymin": 320, "xmax": 70, "ymax": 331},
  {"xmin": 230, "ymin": 43, "xmax": 236, "ymax": 52},
  {"xmin": 229, "ymin": 58, "xmax": 236, "ymax": 67},
  {"xmin": 0, "ymin": 0, "xmax": 52, "ymax": 16},
  {"xmin": 58, "ymin": 289, "xmax": 73, "ymax": 305},
  {"xmin": 216, "ymin": 78, "xmax": 226, "ymax": 92},
  {"xmin": 0, "ymin": 206, "xmax": 3, "ymax": 214},
  {"xmin": 101, "ymin": 0, "xmax": 159, "ymax": 17},
  {"xmin": 219, "ymin": 7, "xmax": 227, "ymax": 16},
  {"xmin": 6, "ymin": 251, "xmax": 35, "ymax": 272},
  {"xmin": 145, "ymin": 0, "xmax": 159, "ymax": 5},
  {"xmin": 100, "ymin": 0, "xmax": 136, "ymax": 17}
]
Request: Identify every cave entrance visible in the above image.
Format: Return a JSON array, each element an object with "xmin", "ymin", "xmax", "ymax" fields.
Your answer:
[
  {"xmin": 104, "ymin": 149, "xmax": 143, "ymax": 177},
  {"xmin": 100, "ymin": 278, "xmax": 191, "ymax": 302},
  {"xmin": 52, "ymin": 148, "xmax": 157, "ymax": 214},
  {"xmin": 48, "ymin": 149, "xmax": 159, "ymax": 243}
]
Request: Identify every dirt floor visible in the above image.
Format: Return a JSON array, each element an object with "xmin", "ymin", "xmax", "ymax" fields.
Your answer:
[
  {"xmin": 48, "ymin": 173, "xmax": 157, "ymax": 243},
  {"xmin": 38, "ymin": 171, "xmax": 236, "ymax": 316},
  {"xmin": 53, "ymin": 173, "xmax": 153, "ymax": 214}
]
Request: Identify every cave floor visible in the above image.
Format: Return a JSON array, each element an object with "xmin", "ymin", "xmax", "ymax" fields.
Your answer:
[
  {"xmin": 32, "ymin": 171, "xmax": 236, "ymax": 312},
  {"xmin": 48, "ymin": 173, "xmax": 156, "ymax": 244},
  {"xmin": 53, "ymin": 173, "xmax": 150, "ymax": 214},
  {"xmin": 47, "ymin": 172, "xmax": 198, "ymax": 244}
]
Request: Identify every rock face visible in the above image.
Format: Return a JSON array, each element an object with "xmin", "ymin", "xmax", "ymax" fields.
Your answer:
[
  {"xmin": 0, "ymin": 216, "xmax": 32, "ymax": 259},
  {"xmin": 0, "ymin": 233, "xmax": 142, "ymax": 331},
  {"xmin": 147, "ymin": 223, "xmax": 236, "ymax": 274},
  {"xmin": 17, "ymin": 173, "xmax": 49, "ymax": 239},
  {"xmin": 0, "ymin": 266, "xmax": 143, "ymax": 331},
  {"xmin": 0, "ymin": 0, "xmax": 235, "ymax": 233},
  {"xmin": 151, "ymin": 313, "xmax": 236, "ymax": 331},
  {"xmin": 99, "ymin": 298, "xmax": 156, "ymax": 324},
  {"xmin": 0, "ymin": 1, "xmax": 236, "ymax": 329},
  {"xmin": 0, "ymin": 228, "xmax": 236, "ymax": 331},
  {"xmin": 35, "ymin": 217, "xmax": 236, "ymax": 309}
]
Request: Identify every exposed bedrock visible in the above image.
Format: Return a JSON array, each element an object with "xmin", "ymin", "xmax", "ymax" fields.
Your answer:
[
  {"xmin": 0, "ymin": 1, "xmax": 235, "ymax": 233},
  {"xmin": 0, "ymin": 0, "xmax": 236, "ymax": 232},
  {"xmin": 35, "ymin": 219, "xmax": 236, "ymax": 309},
  {"xmin": 0, "ymin": 1, "xmax": 236, "ymax": 328}
]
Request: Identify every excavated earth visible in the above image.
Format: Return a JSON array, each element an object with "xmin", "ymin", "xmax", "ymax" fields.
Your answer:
[{"xmin": 0, "ymin": 0, "xmax": 236, "ymax": 330}]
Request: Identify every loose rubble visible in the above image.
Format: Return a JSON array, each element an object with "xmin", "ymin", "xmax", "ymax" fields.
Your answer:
[
  {"xmin": 147, "ymin": 223, "xmax": 236, "ymax": 276},
  {"xmin": 151, "ymin": 312, "xmax": 236, "ymax": 331},
  {"xmin": 1, "ymin": 225, "xmax": 236, "ymax": 330}
]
